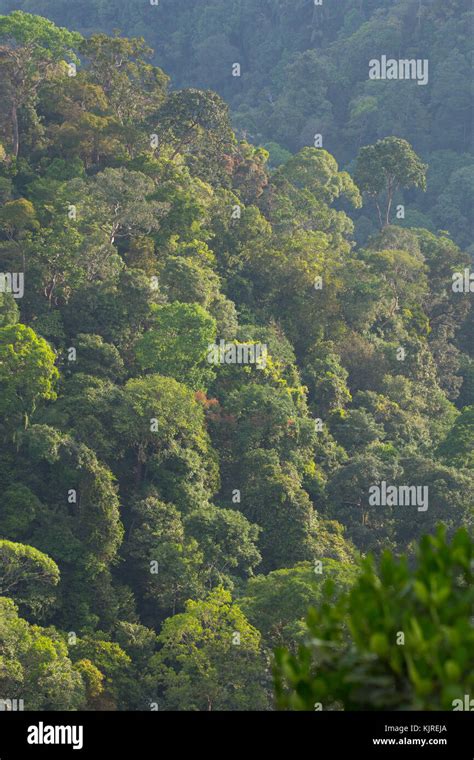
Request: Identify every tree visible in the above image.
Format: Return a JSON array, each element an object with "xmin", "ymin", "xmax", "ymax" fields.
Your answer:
[
  {"xmin": 0, "ymin": 540, "xmax": 59, "ymax": 617},
  {"xmin": 0, "ymin": 596, "xmax": 86, "ymax": 710},
  {"xmin": 159, "ymin": 255, "xmax": 220, "ymax": 308},
  {"xmin": 329, "ymin": 407, "xmax": 385, "ymax": 454},
  {"xmin": 265, "ymin": 149, "xmax": 361, "ymax": 248},
  {"xmin": 0, "ymin": 291, "xmax": 19, "ymax": 327},
  {"xmin": 80, "ymin": 33, "xmax": 168, "ymax": 128},
  {"xmin": 112, "ymin": 373, "xmax": 219, "ymax": 501},
  {"xmin": 70, "ymin": 636, "xmax": 133, "ymax": 710},
  {"xmin": 274, "ymin": 527, "xmax": 474, "ymax": 710},
  {"xmin": 395, "ymin": 456, "xmax": 474, "ymax": 548},
  {"xmin": 359, "ymin": 244, "xmax": 428, "ymax": 323},
  {"xmin": 185, "ymin": 504, "xmax": 262, "ymax": 586},
  {"xmin": 303, "ymin": 343, "xmax": 352, "ymax": 417},
  {"xmin": 326, "ymin": 452, "xmax": 402, "ymax": 553},
  {"xmin": 0, "ymin": 11, "xmax": 82, "ymax": 156},
  {"xmin": 154, "ymin": 89, "xmax": 235, "ymax": 182},
  {"xmin": 124, "ymin": 495, "xmax": 205, "ymax": 622},
  {"xmin": 112, "ymin": 622, "xmax": 158, "ymax": 709},
  {"xmin": 0, "ymin": 198, "xmax": 38, "ymax": 241},
  {"xmin": 66, "ymin": 334, "xmax": 125, "ymax": 382},
  {"xmin": 0, "ymin": 484, "xmax": 43, "ymax": 540},
  {"xmin": 275, "ymin": 148, "xmax": 361, "ymax": 208},
  {"xmin": 239, "ymin": 560, "xmax": 356, "ymax": 650},
  {"xmin": 23, "ymin": 428, "xmax": 124, "ymax": 568},
  {"xmin": 0, "ymin": 323, "xmax": 59, "ymax": 429},
  {"xmin": 219, "ymin": 383, "xmax": 315, "ymax": 464},
  {"xmin": 150, "ymin": 588, "xmax": 269, "ymax": 710},
  {"xmin": 0, "ymin": 5, "xmax": 471, "ymax": 715},
  {"xmin": 438, "ymin": 406, "xmax": 474, "ymax": 468},
  {"xmin": 355, "ymin": 137, "xmax": 427, "ymax": 228},
  {"xmin": 134, "ymin": 302, "xmax": 217, "ymax": 390},
  {"xmin": 237, "ymin": 449, "xmax": 321, "ymax": 571},
  {"xmin": 67, "ymin": 167, "xmax": 169, "ymax": 245},
  {"xmin": 62, "ymin": 268, "xmax": 160, "ymax": 349},
  {"xmin": 12, "ymin": 424, "xmax": 124, "ymax": 630}
]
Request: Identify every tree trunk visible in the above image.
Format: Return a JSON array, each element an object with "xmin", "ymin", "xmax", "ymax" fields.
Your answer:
[
  {"xmin": 385, "ymin": 191, "xmax": 393, "ymax": 226},
  {"xmin": 375, "ymin": 199, "xmax": 384, "ymax": 229},
  {"xmin": 135, "ymin": 456, "xmax": 143, "ymax": 487},
  {"xmin": 11, "ymin": 103, "xmax": 19, "ymax": 158}
]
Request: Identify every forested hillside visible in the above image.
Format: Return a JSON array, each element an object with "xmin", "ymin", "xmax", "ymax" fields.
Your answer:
[
  {"xmin": 1, "ymin": 0, "xmax": 473, "ymax": 248},
  {"xmin": 0, "ymin": 9, "xmax": 472, "ymax": 711}
]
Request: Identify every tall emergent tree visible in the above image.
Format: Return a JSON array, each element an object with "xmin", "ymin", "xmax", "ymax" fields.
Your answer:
[
  {"xmin": 354, "ymin": 137, "xmax": 427, "ymax": 228},
  {"xmin": 0, "ymin": 11, "xmax": 82, "ymax": 156}
]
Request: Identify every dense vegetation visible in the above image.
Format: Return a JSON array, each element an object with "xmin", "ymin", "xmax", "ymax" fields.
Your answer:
[
  {"xmin": 275, "ymin": 526, "xmax": 474, "ymax": 710},
  {"xmin": 1, "ymin": 0, "xmax": 473, "ymax": 248},
  {"xmin": 0, "ymin": 9, "xmax": 472, "ymax": 711}
]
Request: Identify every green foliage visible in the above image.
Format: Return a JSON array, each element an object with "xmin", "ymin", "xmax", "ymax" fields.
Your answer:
[
  {"xmin": 0, "ymin": 292, "xmax": 19, "ymax": 327},
  {"xmin": 0, "ymin": 597, "xmax": 86, "ymax": 709},
  {"xmin": 135, "ymin": 302, "xmax": 216, "ymax": 390},
  {"xmin": 0, "ymin": 11, "xmax": 82, "ymax": 156},
  {"xmin": 3, "ymin": 1, "xmax": 473, "ymax": 243},
  {"xmin": 0, "ymin": 323, "xmax": 59, "ymax": 428},
  {"xmin": 0, "ymin": 198, "xmax": 38, "ymax": 237},
  {"xmin": 79, "ymin": 32, "xmax": 168, "ymax": 126},
  {"xmin": 276, "ymin": 148, "xmax": 362, "ymax": 209},
  {"xmin": 70, "ymin": 636, "xmax": 132, "ymax": 709},
  {"xmin": 150, "ymin": 588, "xmax": 269, "ymax": 710},
  {"xmin": 0, "ymin": 10, "xmax": 81, "ymax": 57},
  {"xmin": 124, "ymin": 495, "xmax": 206, "ymax": 622},
  {"xmin": 274, "ymin": 527, "xmax": 474, "ymax": 710},
  {"xmin": 0, "ymin": 484, "xmax": 43, "ymax": 539},
  {"xmin": 438, "ymin": 407, "xmax": 474, "ymax": 469},
  {"xmin": 153, "ymin": 89, "xmax": 235, "ymax": 182},
  {"xmin": 0, "ymin": 540, "xmax": 60, "ymax": 616},
  {"xmin": 66, "ymin": 334, "xmax": 125, "ymax": 381},
  {"xmin": 355, "ymin": 137, "xmax": 427, "ymax": 228},
  {"xmin": 240, "ymin": 560, "xmax": 357, "ymax": 650},
  {"xmin": 67, "ymin": 167, "xmax": 169, "ymax": 243},
  {"xmin": 0, "ymin": 9, "xmax": 470, "ymax": 713}
]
